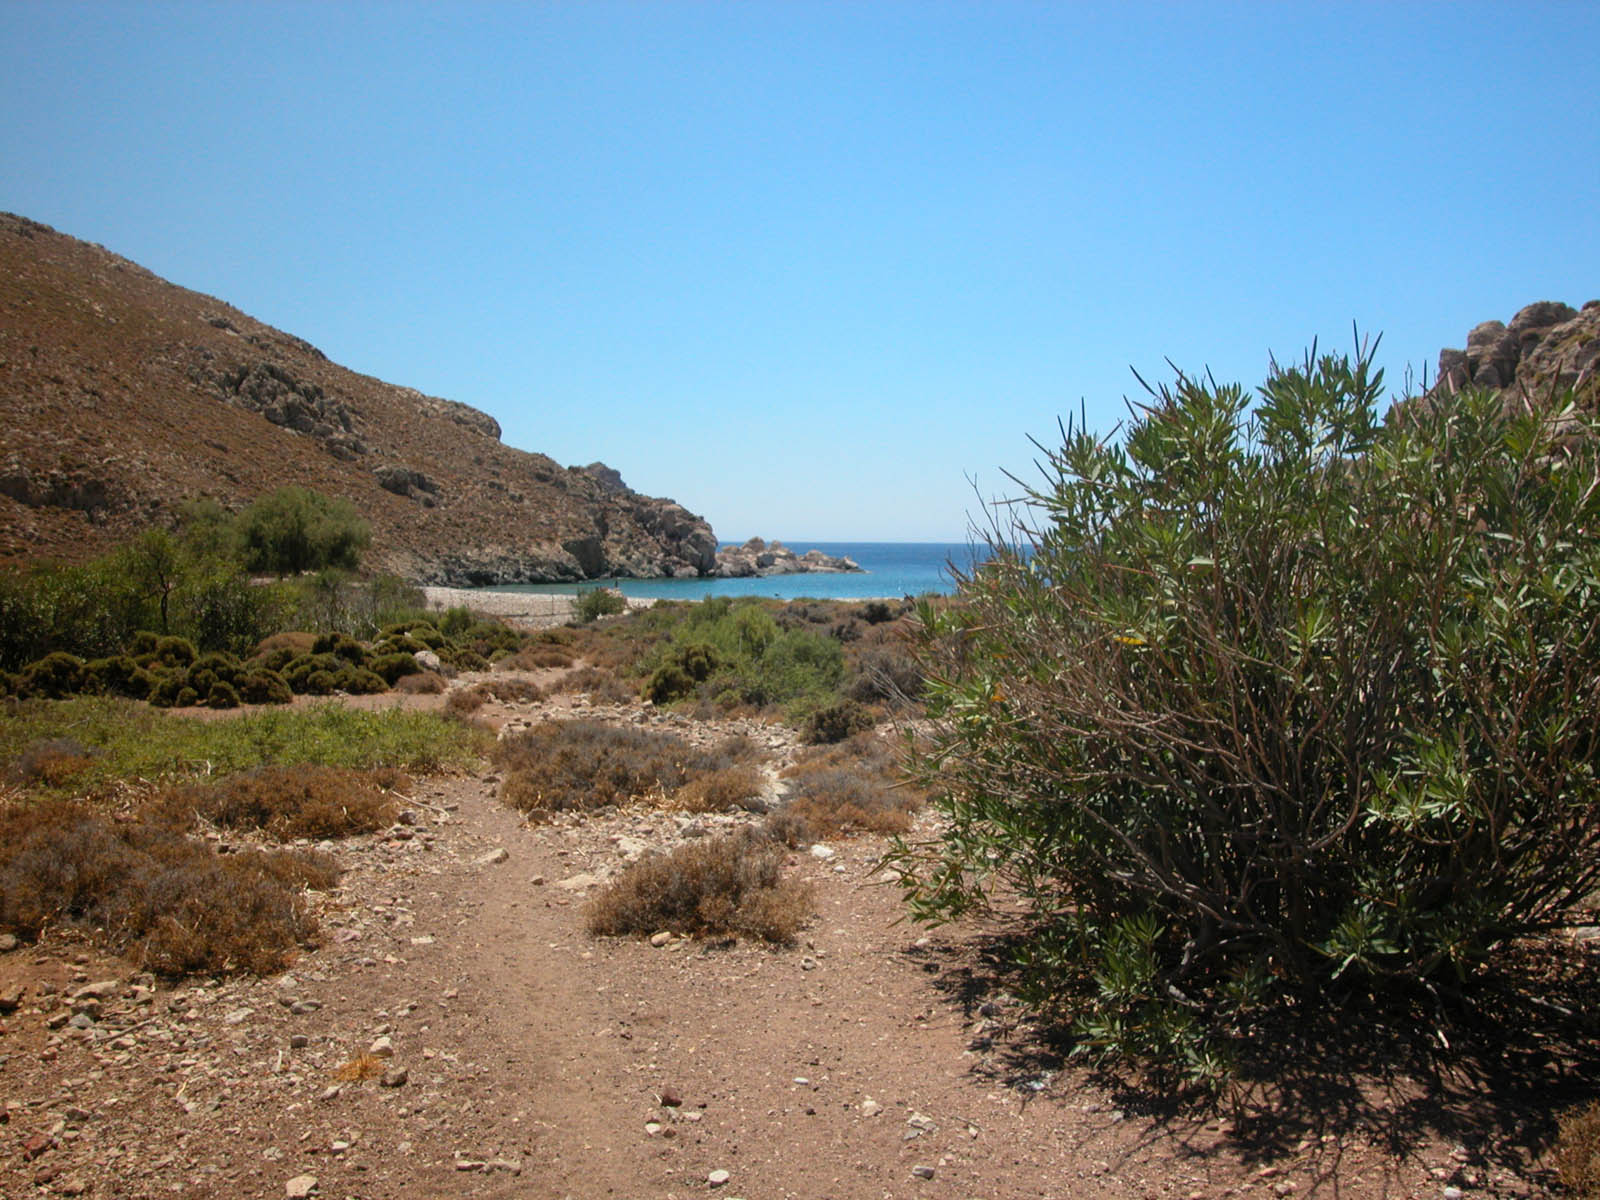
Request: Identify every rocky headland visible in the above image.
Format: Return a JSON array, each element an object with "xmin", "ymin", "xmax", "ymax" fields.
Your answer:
[
  {"xmin": 1418, "ymin": 298, "xmax": 1600, "ymax": 413},
  {"xmin": 0, "ymin": 214, "xmax": 846, "ymax": 586}
]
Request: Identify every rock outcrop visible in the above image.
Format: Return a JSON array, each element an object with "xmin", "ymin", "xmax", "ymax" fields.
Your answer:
[
  {"xmin": 0, "ymin": 213, "xmax": 718, "ymax": 583},
  {"xmin": 712, "ymin": 537, "xmax": 860, "ymax": 578},
  {"xmin": 1424, "ymin": 299, "xmax": 1600, "ymax": 412}
]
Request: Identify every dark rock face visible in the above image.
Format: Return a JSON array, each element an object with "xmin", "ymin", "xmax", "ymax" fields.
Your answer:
[{"xmin": 1428, "ymin": 300, "xmax": 1599, "ymax": 406}]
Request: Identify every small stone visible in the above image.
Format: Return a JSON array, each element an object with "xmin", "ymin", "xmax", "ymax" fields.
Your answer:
[
  {"xmin": 800, "ymin": 957, "xmax": 818, "ymax": 971},
  {"xmin": 476, "ymin": 847, "xmax": 509, "ymax": 866},
  {"xmin": 708, "ymin": 1168, "xmax": 731, "ymax": 1187},
  {"xmin": 72, "ymin": 980, "xmax": 119, "ymax": 1001},
  {"xmin": 318, "ymin": 1085, "xmax": 341, "ymax": 1101},
  {"xmin": 289, "ymin": 1034, "xmax": 309, "ymax": 1049},
  {"xmin": 0, "ymin": 985, "xmax": 23, "ymax": 1013},
  {"xmin": 1442, "ymin": 1190, "xmax": 1464, "ymax": 1200},
  {"xmin": 529, "ymin": 874, "xmax": 546, "ymax": 886},
  {"xmin": 809, "ymin": 843, "xmax": 836, "ymax": 860},
  {"xmin": 291, "ymin": 1000, "xmax": 321, "ymax": 1015},
  {"xmin": 369, "ymin": 1036, "xmax": 394, "ymax": 1058},
  {"xmin": 649, "ymin": 932, "xmax": 674, "ymax": 948},
  {"xmin": 284, "ymin": 1174, "xmax": 318, "ymax": 1198},
  {"xmin": 644, "ymin": 1122, "xmax": 662, "ymax": 1135},
  {"xmin": 224, "ymin": 1007, "xmax": 253, "ymax": 1025},
  {"xmin": 659, "ymin": 1085, "xmax": 683, "ymax": 1107},
  {"xmin": 912, "ymin": 1164, "xmax": 936, "ymax": 1179},
  {"xmin": 860, "ymin": 1099, "xmax": 882, "ymax": 1117},
  {"xmin": 329, "ymin": 1141, "xmax": 350, "ymax": 1155},
  {"xmin": 0, "ymin": 933, "xmax": 19, "ymax": 952},
  {"xmin": 57, "ymin": 1175, "xmax": 90, "ymax": 1196},
  {"xmin": 380, "ymin": 1067, "xmax": 408, "ymax": 1088},
  {"xmin": 556, "ymin": 872, "xmax": 600, "ymax": 891}
]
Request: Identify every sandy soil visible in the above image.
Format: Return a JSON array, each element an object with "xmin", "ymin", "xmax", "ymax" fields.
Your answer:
[
  {"xmin": 420, "ymin": 587, "xmax": 655, "ymax": 629},
  {"xmin": 0, "ymin": 682, "xmax": 1581, "ymax": 1199}
]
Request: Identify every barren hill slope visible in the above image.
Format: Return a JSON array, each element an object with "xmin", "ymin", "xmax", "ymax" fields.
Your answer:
[{"xmin": 0, "ymin": 213, "xmax": 717, "ymax": 584}]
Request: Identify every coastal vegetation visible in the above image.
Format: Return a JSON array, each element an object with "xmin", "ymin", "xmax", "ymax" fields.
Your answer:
[{"xmin": 892, "ymin": 344, "xmax": 1600, "ymax": 1085}]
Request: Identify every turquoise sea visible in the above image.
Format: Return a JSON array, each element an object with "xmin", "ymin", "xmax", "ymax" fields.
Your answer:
[{"xmin": 484, "ymin": 542, "xmax": 987, "ymax": 602}]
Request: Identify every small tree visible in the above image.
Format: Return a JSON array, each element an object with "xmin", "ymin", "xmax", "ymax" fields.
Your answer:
[
  {"xmin": 891, "ymin": 342, "xmax": 1600, "ymax": 1078},
  {"xmin": 237, "ymin": 486, "xmax": 369, "ymax": 577}
]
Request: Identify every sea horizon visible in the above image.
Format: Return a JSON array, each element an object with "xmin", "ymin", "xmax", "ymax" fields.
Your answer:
[{"xmin": 477, "ymin": 540, "xmax": 991, "ymax": 602}]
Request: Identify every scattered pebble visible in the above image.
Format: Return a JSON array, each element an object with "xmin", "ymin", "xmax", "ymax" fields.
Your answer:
[
  {"xmin": 284, "ymin": 1173, "xmax": 318, "ymax": 1198},
  {"xmin": 708, "ymin": 1168, "xmax": 731, "ymax": 1187}
]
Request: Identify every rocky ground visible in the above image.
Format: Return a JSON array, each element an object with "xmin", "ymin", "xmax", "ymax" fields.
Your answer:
[{"xmin": 0, "ymin": 677, "xmax": 1581, "ymax": 1199}]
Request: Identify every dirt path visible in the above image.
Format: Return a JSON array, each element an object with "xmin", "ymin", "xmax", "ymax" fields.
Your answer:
[{"xmin": 0, "ymin": 697, "xmax": 1562, "ymax": 1199}]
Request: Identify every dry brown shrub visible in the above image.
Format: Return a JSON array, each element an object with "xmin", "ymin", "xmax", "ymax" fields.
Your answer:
[
  {"xmin": 1559, "ymin": 1101, "xmax": 1600, "ymax": 1199},
  {"xmin": 674, "ymin": 765, "xmax": 767, "ymax": 813},
  {"xmin": 0, "ymin": 800, "xmax": 331, "ymax": 976},
  {"xmin": 495, "ymin": 719, "xmax": 751, "ymax": 819},
  {"xmin": 333, "ymin": 1053, "xmax": 385, "ymax": 1082},
  {"xmin": 548, "ymin": 665, "xmax": 635, "ymax": 704},
  {"xmin": 497, "ymin": 645, "xmax": 576, "ymax": 671},
  {"xmin": 585, "ymin": 827, "xmax": 811, "ymax": 943},
  {"xmin": 156, "ymin": 765, "xmax": 405, "ymax": 841},
  {"xmin": 776, "ymin": 731, "xmax": 919, "ymax": 841},
  {"xmin": 444, "ymin": 687, "xmax": 486, "ymax": 715},
  {"xmin": 470, "ymin": 677, "xmax": 545, "ymax": 704},
  {"xmin": 8, "ymin": 737, "xmax": 94, "ymax": 787},
  {"xmin": 395, "ymin": 670, "xmax": 447, "ymax": 694},
  {"xmin": 253, "ymin": 631, "xmax": 316, "ymax": 658}
]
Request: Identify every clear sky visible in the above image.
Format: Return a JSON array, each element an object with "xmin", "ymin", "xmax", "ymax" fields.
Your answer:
[{"xmin": 3, "ymin": 2, "xmax": 1597, "ymax": 541}]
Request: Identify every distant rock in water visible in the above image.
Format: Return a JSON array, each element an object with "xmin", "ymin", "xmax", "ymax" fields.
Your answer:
[{"xmin": 713, "ymin": 537, "xmax": 861, "ymax": 578}]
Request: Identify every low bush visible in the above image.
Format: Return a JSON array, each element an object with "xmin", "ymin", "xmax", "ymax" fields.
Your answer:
[
  {"xmin": 157, "ymin": 764, "xmax": 406, "ymax": 840},
  {"xmin": 6, "ymin": 738, "xmax": 95, "ymax": 788},
  {"xmin": 444, "ymin": 687, "xmax": 486, "ymax": 715},
  {"xmin": 83, "ymin": 655, "xmax": 157, "ymax": 700},
  {"xmin": 801, "ymin": 698, "xmax": 877, "ymax": 745},
  {"xmin": 18, "ymin": 652, "xmax": 87, "ymax": 700},
  {"xmin": 675, "ymin": 765, "xmax": 768, "ymax": 813},
  {"xmin": 395, "ymin": 670, "xmax": 447, "ymax": 695},
  {"xmin": 585, "ymin": 827, "xmax": 812, "ymax": 942},
  {"xmin": 575, "ymin": 587, "xmax": 627, "ymax": 623},
  {"xmin": 845, "ymin": 643, "xmax": 924, "ymax": 706},
  {"xmin": 368, "ymin": 652, "xmax": 422, "ymax": 685},
  {"xmin": 495, "ymin": 719, "xmax": 744, "ymax": 818},
  {"xmin": 497, "ymin": 644, "xmax": 577, "ymax": 671},
  {"xmin": 0, "ymin": 800, "xmax": 334, "ymax": 976},
  {"xmin": 1558, "ymin": 1101, "xmax": 1600, "ymax": 1199},
  {"xmin": 239, "ymin": 669, "xmax": 294, "ymax": 705},
  {"xmin": 548, "ymin": 665, "xmax": 636, "ymax": 705}
]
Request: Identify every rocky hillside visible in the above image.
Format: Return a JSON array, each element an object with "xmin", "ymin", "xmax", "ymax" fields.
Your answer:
[
  {"xmin": 0, "ymin": 213, "xmax": 719, "ymax": 584},
  {"xmin": 1421, "ymin": 298, "xmax": 1600, "ymax": 412}
]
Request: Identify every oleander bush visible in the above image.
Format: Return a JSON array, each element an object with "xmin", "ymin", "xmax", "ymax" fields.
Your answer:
[
  {"xmin": 575, "ymin": 586, "xmax": 627, "ymax": 623},
  {"xmin": 890, "ymin": 344, "xmax": 1600, "ymax": 1081}
]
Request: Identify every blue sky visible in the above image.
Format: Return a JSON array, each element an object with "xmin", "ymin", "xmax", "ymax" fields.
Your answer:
[{"xmin": 3, "ymin": 2, "xmax": 1597, "ymax": 541}]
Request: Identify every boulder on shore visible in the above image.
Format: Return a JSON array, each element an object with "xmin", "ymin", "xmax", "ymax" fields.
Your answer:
[{"xmin": 712, "ymin": 537, "xmax": 860, "ymax": 578}]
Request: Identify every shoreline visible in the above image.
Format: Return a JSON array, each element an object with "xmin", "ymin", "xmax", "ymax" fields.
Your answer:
[{"xmin": 419, "ymin": 585, "xmax": 656, "ymax": 629}]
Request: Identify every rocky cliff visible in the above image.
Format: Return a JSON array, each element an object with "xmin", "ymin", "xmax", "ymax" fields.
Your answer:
[
  {"xmin": 0, "ymin": 214, "xmax": 720, "ymax": 583},
  {"xmin": 1421, "ymin": 299, "xmax": 1600, "ymax": 413}
]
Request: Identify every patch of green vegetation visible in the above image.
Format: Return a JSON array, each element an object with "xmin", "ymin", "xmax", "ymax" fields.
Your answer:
[{"xmin": 1, "ymin": 697, "xmax": 490, "ymax": 796}]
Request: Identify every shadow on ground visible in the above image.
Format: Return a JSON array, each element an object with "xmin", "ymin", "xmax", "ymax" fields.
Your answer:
[{"xmin": 915, "ymin": 918, "xmax": 1600, "ymax": 1190}]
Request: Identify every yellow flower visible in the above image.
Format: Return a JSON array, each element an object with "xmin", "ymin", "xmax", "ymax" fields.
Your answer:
[{"xmin": 1113, "ymin": 634, "xmax": 1146, "ymax": 646}]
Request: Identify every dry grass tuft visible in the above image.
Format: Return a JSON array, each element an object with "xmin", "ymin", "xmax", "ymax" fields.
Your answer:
[
  {"xmin": 585, "ymin": 827, "xmax": 811, "ymax": 943},
  {"xmin": 468, "ymin": 677, "xmax": 545, "ymax": 705},
  {"xmin": 1559, "ymin": 1101, "xmax": 1600, "ymax": 1199},
  {"xmin": 0, "ymin": 800, "xmax": 334, "ymax": 976},
  {"xmin": 445, "ymin": 687, "xmax": 486, "ymax": 715},
  {"xmin": 155, "ymin": 764, "xmax": 406, "ymax": 841},
  {"xmin": 333, "ymin": 1053, "xmax": 386, "ymax": 1082}
]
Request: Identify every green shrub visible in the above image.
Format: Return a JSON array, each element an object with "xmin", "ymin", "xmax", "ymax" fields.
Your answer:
[
  {"xmin": 236, "ymin": 486, "xmax": 370, "ymax": 577},
  {"xmin": 802, "ymin": 698, "xmax": 877, "ymax": 745},
  {"xmin": 333, "ymin": 666, "xmax": 389, "ymax": 695},
  {"xmin": 369, "ymin": 651, "xmax": 422, "ymax": 684},
  {"xmin": 437, "ymin": 605, "xmax": 474, "ymax": 637},
  {"xmin": 207, "ymin": 680, "xmax": 241, "ymax": 709},
  {"xmin": 83, "ymin": 655, "xmax": 156, "ymax": 700},
  {"xmin": 642, "ymin": 663, "xmax": 694, "ymax": 704},
  {"xmin": 19, "ymin": 652, "xmax": 87, "ymax": 700},
  {"xmin": 239, "ymin": 669, "xmax": 294, "ymax": 705},
  {"xmin": 575, "ymin": 587, "xmax": 627, "ymax": 623},
  {"xmin": 312, "ymin": 631, "xmax": 368, "ymax": 663},
  {"xmin": 892, "ymin": 345, "xmax": 1600, "ymax": 1081}
]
